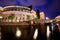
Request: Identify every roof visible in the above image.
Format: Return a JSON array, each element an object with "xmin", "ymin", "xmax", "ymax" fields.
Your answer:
[{"xmin": 3, "ymin": 6, "xmax": 30, "ymax": 10}]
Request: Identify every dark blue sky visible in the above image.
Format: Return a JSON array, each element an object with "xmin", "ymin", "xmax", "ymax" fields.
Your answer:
[{"xmin": 0, "ymin": 0, "xmax": 60, "ymax": 19}]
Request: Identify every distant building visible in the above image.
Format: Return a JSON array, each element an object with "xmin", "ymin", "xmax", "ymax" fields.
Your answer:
[
  {"xmin": 0, "ymin": 6, "xmax": 36, "ymax": 22},
  {"xmin": 55, "ymin": 15, "xmax": 60, "ymax": 22}
]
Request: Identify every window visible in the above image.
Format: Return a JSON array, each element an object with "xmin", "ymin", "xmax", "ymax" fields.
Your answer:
[
  {"xmin": 27, "ymin": 15, "xmax": 30, "ymax": 20},
  {"xmin": 19, "ymin": 17, "xmax": 21, "ymax": 20}
]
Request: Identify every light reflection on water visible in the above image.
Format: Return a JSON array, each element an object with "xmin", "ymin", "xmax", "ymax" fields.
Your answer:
[
  {"xmin": 0, "ymin": 23, "xmax": 60, "ymax": 40},
  {"xmin": 16, "ymin": 27, "xmax": 21, "ymax": 38},
  {"xmin": 33, "ymin": 28, "xmax": 38, "ymax": 40}
]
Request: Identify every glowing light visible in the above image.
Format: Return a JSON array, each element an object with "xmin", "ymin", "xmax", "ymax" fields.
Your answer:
[
  {"xmin": 46, "ymin": 17, "xmax": 49, "ymax": 20},
  {"xmin": 47, "ymin": 26, "xmax": 50, "ymax": 38},
  {"xmin": 4, "ymin": 6, "xmax": 30, "ymax": 10},
  {"xmin": 16, "ymin": 27, "xmax": 21, "ymax": 37},
  {"xmin": 31, "ymin": 21, "xmax": 33, "ymax": 24},
  {"xmin": 0, "ymin": 16, "xmax": 3, "ymax": 19},
  {"xmin": 56, "ymin": 23, "xmax": 59, "ymax": 26},
  {"xmin": 9, "ymin": 20, "xmax": 11, "ymax": 22},
  {"xmin": 50, "ymin": 20, "xmax": 53, "ymax": 22},
  {"xmin": 40, "ymin": 12, "xmax": 45, "ymax": 19},
  {"xmin": 17, "ymin": 20, "xmax": 19, "ymax": 22},
  {"xmin": 33, "ymin": 28, "xmax": 38, "ymax": 40}
]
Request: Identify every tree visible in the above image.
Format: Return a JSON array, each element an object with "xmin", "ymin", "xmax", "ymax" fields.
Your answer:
[{"xmin": 36, "ymin": 10, "xmax": 40, "ymax": 19}]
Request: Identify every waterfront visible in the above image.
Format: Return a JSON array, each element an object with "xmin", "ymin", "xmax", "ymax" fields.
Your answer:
[{"xmin": 0, "ymin": 22, "xmax": 60, "ymax": 40}]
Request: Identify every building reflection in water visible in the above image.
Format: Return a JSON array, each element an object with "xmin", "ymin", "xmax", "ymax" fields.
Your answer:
[
  {"xmin": 45, "ymin": 22, "xmax": 54, "ymax": 40},
  {"xmin": 0, "ymin": 22, "xmax": 60, "ymax": 40},
  {"xmin": 51, "ymin": 23, "xmax": 54, "ymax": 33},
  {"xmin": 47, "ymin": 26, "xmax": 50, "ymax": 40},
  {"xmin": 1, "ymin": 25, "xmax": 35, "ymax": 40}
]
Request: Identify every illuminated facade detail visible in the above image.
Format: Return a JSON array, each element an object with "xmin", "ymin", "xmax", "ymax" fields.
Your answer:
[
  {"xmin": 40, "ymin": 12, "xmax": 45, "ymax": 20},
  {"xmin": 40, "ymin": 12, "xmax": 45, "ymax": 24},
  {"xmin": 31, "ymin": 10, "xmax": 36, "ymax": 19},
  {"xmin": 0, "ymin": 6, "xmax": 36, "ymax": 22},
  {"xmin": 46, "ymin": 17, "xmax": 49, "ymax": 20},
  {"xmin": 55, "ymin": 15, "xmax": 60, "ymax": 22},
  {"xmin": 0, "ymin": 7, "xmax": 3, "ymax": 11}
]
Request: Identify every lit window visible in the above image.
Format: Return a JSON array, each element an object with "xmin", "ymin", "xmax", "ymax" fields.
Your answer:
[{"xmin": 27, "ymin": 15, "xmax": 30, "ymax": 20}]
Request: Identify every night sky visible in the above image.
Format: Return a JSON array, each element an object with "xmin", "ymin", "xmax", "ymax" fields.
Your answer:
[{"xmin": 0, "ymin": 0, "xmax": 60, "ymax": 19}]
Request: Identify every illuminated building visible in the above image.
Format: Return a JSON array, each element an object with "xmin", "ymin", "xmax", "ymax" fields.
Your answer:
[
  {"xmin": 0, "ymin": 6, "xmax": 36, "ymax": 22},
  {"xmin": 39, "ymin": 12, "xmax": 45, "ymax": 24},
  {"xmin": 31, "ymin": 10, "xmax": 36, "ymax": 19},
  {"xmin": 40, "ymin": 12, "xmax": 45, "ymax": 20},
  {"xmin": 55, "ymin": 15, "xmax": 60, "ymax": 22}
]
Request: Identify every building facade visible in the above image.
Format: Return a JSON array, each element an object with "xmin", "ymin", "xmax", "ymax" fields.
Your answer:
[{"xmin": 0, "ymin": 6, "xmax": 36, "ymax": 22}]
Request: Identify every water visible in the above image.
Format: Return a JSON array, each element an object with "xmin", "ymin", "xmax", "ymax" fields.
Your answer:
[{"xmin": 0, "ymin": 23, "xmax": 60, "ymax": 40}]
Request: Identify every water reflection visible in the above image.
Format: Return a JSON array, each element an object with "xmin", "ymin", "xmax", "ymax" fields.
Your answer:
[
  {"xmin": 16, "ymin": 27, "xmax": 21, "ymax": 38},
  {"xmin": 0, "ymin": 22, "xmax": 60, "ymax": 40},
  {"xmin": 47, "ymin": 26, "xmax": 50, "ymax": 40},
  {"xmin": 33, "ymin": 28, "xmax": 38, "ymax": 40}
]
